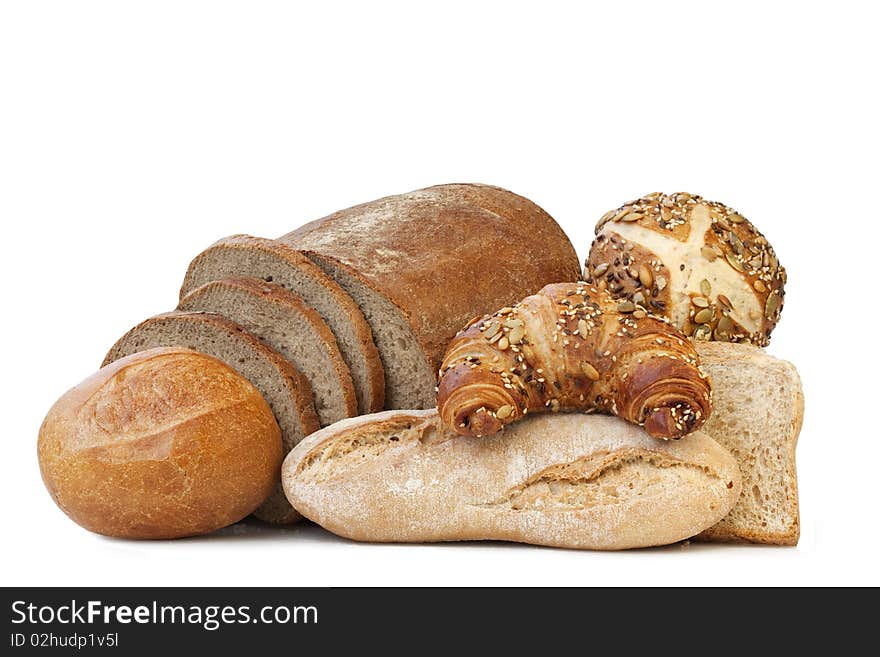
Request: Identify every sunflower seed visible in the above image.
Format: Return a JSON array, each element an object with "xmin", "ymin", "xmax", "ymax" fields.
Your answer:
[
  {"xmin": 483, "ymin": 321, "xmax": 500, "ymax": 339},
  {"xmin": 701, "ymin": 245, "xmax": 717, "ymax": 261},
  {"xmin": 725, "ymin": 252, "xmax": 745, "ymax": 272},
  {"xmin": 639, "ymin": 265, "xmax": 653, "ymax": 288},
  {"xmin": 694, "ymin": 308, "xmax": 714, "ymax": 324},
  {"xmin": 496, "ymin": 405, "xmax": 515, "ymax": 419},
  {"xmin": 617, "ymin": 301, "xmax": 636, "ymax": 313},
  {"xmin": 508, "ymin": 324, "xmax": 525, "ymax": 345},
  {"xmin": 502, "ymin": 318, "xmax": 523, "ymax": 329},
  {"xmin": 633, "ymin": 309, "xmax": 647, "ymax": 319},
  {"xmin": 487, "ymin": 330, "xmax": 503, "ymax": 344},
  {"xmin": 497, "ymin": 336, "xmax": 509, "ymax": 350},
  {"xmin": 692, "ymin": 296, "xmax": 709, "ymax": 308},
  {"xmin": 728, "ymin": 231, "xmax": 744, "ymax": 255},
  {"xmin": 700, "ymin": 279, "xmax": 711, "ymax": 297},
  {"xmin": 580, "ymin": 362, "xmax": 600, "ymax": 381},
  {"xmin": 632, "ymin": 291, "xmax": 646, "ymax": 306},
  {"xmin": 729, "ymin": 212, "xmax": 746, "ymax": 224},
  {"xmin": 577, "ymin": 319, "xmax": 588, "ymax": 336},
  {"xmin": 765, "ymin": 291, "xmax": 780, "ymax": 319},
  {"xmin": 593, "ymin": 262, "xmax": 609, "ymax": 277}
]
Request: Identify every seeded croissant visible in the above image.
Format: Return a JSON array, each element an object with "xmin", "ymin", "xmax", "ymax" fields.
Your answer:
[{"xmin": 436, "ymin": 282, "xmax": 712, "ymax": 440}]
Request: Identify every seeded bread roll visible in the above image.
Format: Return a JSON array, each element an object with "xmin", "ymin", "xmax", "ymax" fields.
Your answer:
[
  {"xmin": 180, "ymin": 235, "xmax": 384, "ymax": 415},
  {"xmin": 585, "ymin": 192, "xmax": 786, "ymax": 345},
  {"xmin": 178, "ymin": 277, "xmax": 357, "ymax": 426},
  {"xmin": 278, "ymin": 183, "xmax": 581, "ymax": 410},
  {"xmin": 104, "ymin": 311, "xmax": 320, "ymax": 524},
  {"xmin": 283, "ymin": 410, "xmax": 742, "ymax": 550},
  {"xmin": 39, "ymin": 348, "xmax": 282, "ymax": 539}
]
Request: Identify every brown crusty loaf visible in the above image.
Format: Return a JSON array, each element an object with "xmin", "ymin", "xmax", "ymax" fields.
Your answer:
[
  {"xmin": 437, "ymin": 282, "xmax": 712, "ymax": 440},
  {"xmin": 283, "ymin": 410, "xmax": 742, "ymax": 550},
  {"xmin": 178, "ymin": 277, "xmax": 357, "ymax": 426},
  {"xmin": 278, "ymin": 183, "xmax": 582, "ymax": 410},
  {"xmin": 585, "ymin": 192, "xmax": 786, "ymax": 346},
  {"xmin": 695, "ymin": 342, "xmax": 803, "ymax": 544},
  {"xmin": 180, "ymin": 235, "xmax": 384, "ymax": 415},
  {"xmin": 39, "ymin": 348, "xmax": 282, "ymax": 539},
  {"xmin": 104, "ymin": 311, "xmax": 320, "ymax": 524}
]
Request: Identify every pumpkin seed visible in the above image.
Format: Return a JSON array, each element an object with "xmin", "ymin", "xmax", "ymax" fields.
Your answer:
[
  {"xmin": 725, "ymin": 252, "xmax": 745, "ymax": 272},
  {"xmin": 502, "ymin": 318, "xmax": 523, "ymax": 329},
  {"xmin": 717, "ymin": 316, "xmax": 733, "ymax": 333},
  {"xmin": 484, "ymin": 321, "xmax": 500, "ymax": 339},
  {"xmin": 729, "ymin": 212, "xmax": 746, "ymax": 224},
  {"xmin": 580, "ymin": 362, "xmax": 600, "ymax": 381},
  {"xmin": 728, "ymin": 231, "xmax": 744, "ymax": 254},
  {"xmin": 508, "ymin": 325, "xmax": 525, "ymax": 345},
  {"xmin": 693, "ymin": 324, "xmax": 712, "ymax": 341},
  {"xmin": 694, "ymin": 308, "xmax": 714, "ymax": 324},
  {"xmin": 692, "ymin": 296, "xmax": 709, "ymax": 308},
  {"xmin": 497, "ymin": 336, "xmax": 509, "ymax": 350},
  {"xmin": 595, "ymin": 210, "xmax": 616, "ymax": 231},
  {"xmin": 617, "ymin": 301, "xmax": 636, "ymax": 313},
  {"xmin": 765, "ymin": 291, "xmax": 780, "ymax": 319},
  {"xmin": 700, "ymin": 279, "xmax": 711, "ymax": 297},
  {"xmin": 593, "ymin": 262, "xmax": 609, "ymax": 277},
  {"xmin": 487, "ymin": 330, "xmax": 503, "ymax": 344},
  {"xmin": 701, "ymin": 245, "xmax": 717, "ymax": 262},
  {"xmin": 639, "ymin": 265, "xmax": 653, "ymax": 288},
  {"xmin": 717, "ymin": 294, "xmax": 733, "ymax": 311},
  {"xmin": 620, "ymin": 211, "xmax": 642, "ymax": 222},
  {"xmin": 754, "ymin": 279, "xmax": 766, "ymax": 293},
  {"xmin": 495, "ymin": 405, "xmax": 515, "ymax": 419}
]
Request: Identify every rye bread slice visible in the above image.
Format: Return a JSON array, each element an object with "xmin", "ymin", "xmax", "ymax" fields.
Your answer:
[
  {"xmin": 180, "ymin": 235, "xmax": 383, "ymax": 415},
  {"xmin": 104, "ymin": 311, "xmax": 321, "ymax": 524},
  {"xmin": 178, "ymin": 277, "xmax": 357, "ymax": 426}
]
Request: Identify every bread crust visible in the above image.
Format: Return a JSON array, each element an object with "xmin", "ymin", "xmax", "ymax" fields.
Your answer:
[
  {"xmin": 39, "ymin": 347, "xmax": 283, "ymax": 539},
  {"xmin": 278, "ymin": 183, "xmax": 582, "ymax": 375},
  {"xmin": 179, "ymin": 277, "xmax": 359, "ymax": 422},
  {"xmin": 283, "ymin": 410, "xmax": 742, "ymax": 550},
  {"xmin": 104, "ymin": 311, "xmax": 321, "ymax": 524},
  {"xmin": 694, "ymin": 342, "xmax": 802, "ymax": 545},
  {"xmin": 180, "ymin": 235, "xmax": 384, "ymax": 413}
]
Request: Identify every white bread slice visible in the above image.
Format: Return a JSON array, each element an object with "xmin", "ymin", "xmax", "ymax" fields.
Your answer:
[
  {"xmin": 695, "ymin": 342, "xmax": 803, "ymax": 545},
  {"xmin": 283, "ymin": 410, "xmax": 741, "ymax": 550}
]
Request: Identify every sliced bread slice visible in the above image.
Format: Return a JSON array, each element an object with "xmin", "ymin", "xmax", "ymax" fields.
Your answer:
[
  {"xmin": 104, "ymin": 311, "xmax": 321, "ymax": 524},
  {"xmin": 179, "ymin": 235, "xmax": 384, "ymax": 415},
  {"xmin": 178, "ymin": 277, "xmax": 357, "ymax": 426},
  {"xmin": 694, "ymin": 342, "xmax": 804, "ymax": 545}
]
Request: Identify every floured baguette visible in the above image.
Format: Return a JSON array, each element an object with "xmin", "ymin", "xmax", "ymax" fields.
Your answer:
[
  {"xmin": 695, "ymin": 342, "xmax": 803, "ymax": 545},
  {"xmin": 283, "ymin": 410, "xmax": 741, "ymax": 550}
]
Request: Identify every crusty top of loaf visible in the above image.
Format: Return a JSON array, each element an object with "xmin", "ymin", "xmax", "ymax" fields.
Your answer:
[
  {"xmin": 278, "ymin": 183, "xmax": 582, "ymax": 370},
  {"xmin": 57, "ymin": 347, "xmax": 278, "ymax": 455}
]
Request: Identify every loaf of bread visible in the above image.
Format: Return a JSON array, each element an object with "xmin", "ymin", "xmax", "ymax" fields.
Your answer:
[
  {"xmin": 585, "ymin": 192, "xmax": 786, "ymax": 345},
  {"xmin": 181, "ymin": 235, "xmax": 384, "ymax": 415},
  {"xmin": 104, "ymin": 311, "xmax": 320, "ymax": 524},
  {"xmin": 437, "ymin": 282, "xmax": 712, "ymax": 440},
  {"xmin": 278, "ymin": 183, "xmax": 582, "ymax": 410},
  {"xmin": 39, "ymin": 348, "xmax": 282, "ymax": 539},
  {"xmin": 178, "ymin": 277, "xmax": 358, "ymax": 427},
  {"xmin": 283, "ymin": 410, "xmax": 742, "ymax": 550},
  {"xmin": 695, "ymin": 342, "xmax": 803, "ymax": 544}
]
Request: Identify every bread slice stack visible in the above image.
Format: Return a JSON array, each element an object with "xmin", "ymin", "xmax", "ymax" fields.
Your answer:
[{"xmin": 103, "ymin": 183, "xmax": 580, "ymax": 524}]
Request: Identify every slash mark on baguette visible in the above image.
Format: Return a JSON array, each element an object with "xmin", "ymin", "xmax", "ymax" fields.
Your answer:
[{"xmin": 477, "ymin": 449, "xmax": 727, "ymax": 511}]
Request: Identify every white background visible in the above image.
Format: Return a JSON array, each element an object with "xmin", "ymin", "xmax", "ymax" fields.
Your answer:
[{"xmin": 2, "ymin": 1, "xmax": 877, "ymax": 586}]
